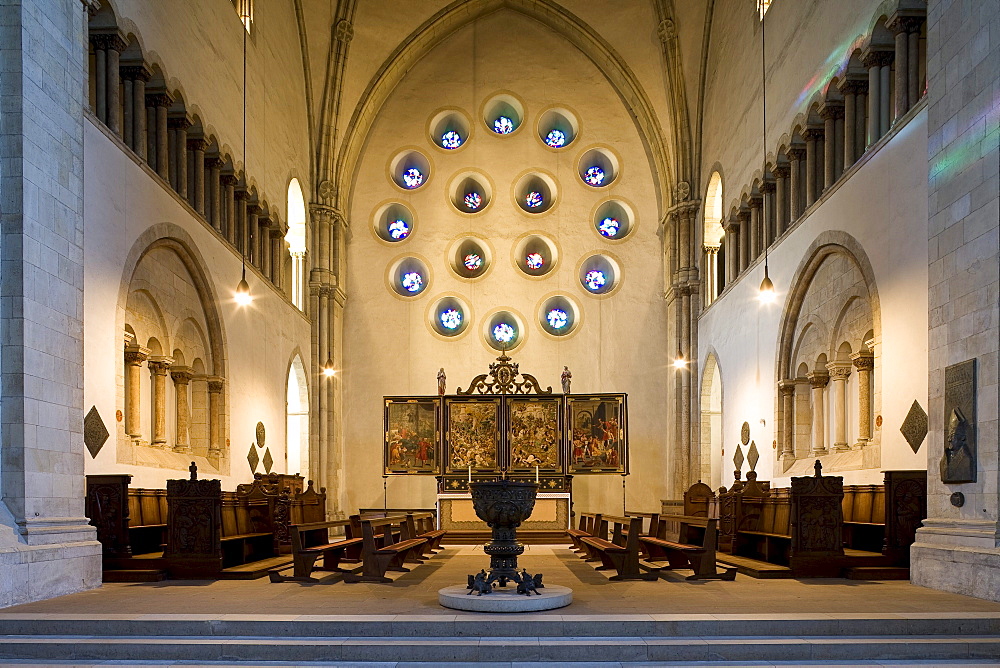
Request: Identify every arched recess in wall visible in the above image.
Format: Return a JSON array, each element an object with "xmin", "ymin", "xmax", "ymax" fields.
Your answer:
[
  {"xmin": 286, "ymin": 353, "xmax": 309, "ymax": 476},
  {"xmin": 774, "ymin": 231, "xmax": 880, "ymax": 466},
  {"xmin": 699, "ymin": 351, "xmax": 724, "ymax": 490},
  {"xmin": 704, "ymin": 171, "xmax": 725, "ymax": 305},
  {"xmin": 286, "ymin": 178, "xmax": 307, "ymax": 310},
  {"xmin": 117, "ymin": 224, "xmax": 229, "ymax": 474},
  {"xmin": 327, "ymin": 0, "xmax": 679, "ymax": 214}
]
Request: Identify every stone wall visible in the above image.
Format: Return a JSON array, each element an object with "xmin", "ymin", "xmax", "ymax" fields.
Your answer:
[{"xmin": 910, "ymin": 0, "xmax": 1000, "ymax": 602}]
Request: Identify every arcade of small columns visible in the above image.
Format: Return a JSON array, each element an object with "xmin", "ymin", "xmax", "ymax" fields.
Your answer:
[
  {"xmin": 703, "ymin": 9, "xmax": 926, "ymax": 297},
  {"xmin": 122, "ymin": 331, "xmax": 224, "ymax": 456},
  {"xmin": 87, "ymin": 14, "xmax": 291, "ymax": 290},
  {"xmin": 778, "ymin": 345, "xmax": 875, "ymax": 460}
]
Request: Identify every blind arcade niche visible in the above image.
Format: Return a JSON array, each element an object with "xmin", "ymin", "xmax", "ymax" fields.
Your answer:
[{"xmin": 384, "ymin": 353, "xmax": 628, "ymax": 485}]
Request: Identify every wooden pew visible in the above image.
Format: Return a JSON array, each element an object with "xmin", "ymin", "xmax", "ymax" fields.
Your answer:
[
  {"xmin": 568, "ymin": 512, "xmax": 602, "ymax": 553},
  {"xmin": 640, "ymin": 514, "xmax": 736, "ymax": 580},
  {"xmin": 717, "ymin": 472, "xmax": 769, "ymax": 553},
  {"xmin": 734, "ymin": 487, "xmax": 793, "ymax": 565},
  {"xmin": 684, "ymin": 481, "xmax": 715, "ymax": 517},
  {"xmin": 579, "ymin": 514, "xmax": 657, "ymax": 581},
  {"xmin": 408, "ymin": 511, "xmax": 445, "ymax": 556},
  {"xmin": 219, "ymin": 491, "xmax": 277, "ymax": 570},
  {"xmin": 841, "ymin": 484, "xmax": 885, "ymax": 552},
  {"xmin": 625, "ymin": 511, "xmax": 661, "ymax": 538},
  {"xmin": 344, "ymin": 515, "xmax": 428, "ymax": 583},
  {"xmin": 271, "ymin": 518, "xmax": 363, "ymax": 581}
]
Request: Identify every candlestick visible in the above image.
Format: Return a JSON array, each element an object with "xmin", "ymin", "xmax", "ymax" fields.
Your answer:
[
  {"xmin": 535, "ymin": 465, "xmax": 539, "ymax": 483},
  {"xmin": 468, "ymin": 465, "xmax": 472, "ymax": 483}
]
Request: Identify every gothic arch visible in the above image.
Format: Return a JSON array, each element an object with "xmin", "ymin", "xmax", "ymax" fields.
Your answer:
[
  {"xmin": 699, "ymin": 349, "xmax": 724, "ymax": 489},
  {"xmin": 327, "ymin": 0, "xmax": 680, "ymax": 215}
]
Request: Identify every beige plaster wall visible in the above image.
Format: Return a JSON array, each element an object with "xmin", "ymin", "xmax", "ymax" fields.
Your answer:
[{"xmin": 342, "ymin": 10, "xmax": 670, "ymax": 515}]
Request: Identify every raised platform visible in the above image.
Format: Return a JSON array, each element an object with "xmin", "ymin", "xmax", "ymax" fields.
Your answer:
[
  {"xmin": 438, "ymin": 583, "xmax": 573, "ymax": 612},
  {"xmin": 440, "ymin": 529, "xmax": 570, "ymax": 545}
]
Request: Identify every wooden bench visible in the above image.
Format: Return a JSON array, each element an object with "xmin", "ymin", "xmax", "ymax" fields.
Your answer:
[
  {"xmin": 568, "ymin": 512, "xmax": 602, "ymax": 553},
  {"xmin": 579, "ymin": 514, "xmax": 657, "ymax": 581},
  {"xmin": 271, "ymin": 518, "xmax": 363, "ymax": 581},
  {"xmin": 842, "ymin": 484, "xmax": 885, "ymax": 552},
  {"xmin": 408, "ymin": 511, "xmax": 445, "ymax": 556},
  {"xmin": 344, "ymin": 515, "xmax": 428, "ymax": 583},
  {"xmin": 128, "ymin": 487, "xmax": 169, "ymax": 555},
  {"xmin": 734, "ymin": 488, "xmax": 792, "ymax": 564},
  {"xmin": 625, "ymin": 511, "xmax": 661, "ymax": 538},
  {"xmin": 640, "ymin": 514, "xmax": 735, "ymax": 580},
  {"xmin": 220, "ymin": 491, "xmax": 276, "ymax": 569}
]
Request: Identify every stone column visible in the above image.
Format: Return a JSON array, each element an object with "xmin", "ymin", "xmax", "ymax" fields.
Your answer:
[
  {"xmin": 736, "ymin": 207, "xmax": 750, "ymax": 274},
  {"xmin": 145, "ymin": 89, "xmax": 173, "ymax": 179},
  {"xmin": 826, "ymin": 361, "xmax": 852, "ymax": 451},
  {"xmin": 89, "ymin": 30, "xmax": 125, "ymax": 132},
  {"xmin": 187, "ymin": 133, "xmax": 207, "ymax": 214},
  {"xmin": 206, "ymin": 154, "xmax": 224, "ymax": 232},
  {"xmin": 91, "ymin": 35, "xmax": 106, "ymax": 123},
  {"xmin": 773, "ymin": 162, "xmax": 790, "ymax": 235},
  {"xmin": 124, "ymin": 345, "xmax": 150, "ymax": 439},
  {"xmin": 207, "ymin": 377, "xmax": 224, "ymax": 456},
  {"xmin": 748, "ymin": 194, "xmax": 763, "ymax": 260},
  {"xmin": 807, "ymin": 371, "xmax": 829, "ymax": 456},
  {"xmin": 119, "ymin": 62, "xmax": 150, "ymax": 159},
  {"xmin": 270, "ymin": 226, "xmax": 286, "ymax": 287},
  {"xmin": 258, "ymin": 214, "xmax": 272, "ymax": 278},
  {"xmin": 803, "ymin": 127, "xmax": 823, "ymax": 206},
  {"xmin": 839, "ymin": 79, "xmax": 866, "ymax": 170},
  {"xmin": 907, "ymin": 20, "xmax": 923, "ymax": 106},
  {"xmin": 723, "ymin": 219, "xmax": 739, "ymax": 285},
  {"xmin": 703, "ymin": 244, "xmax": 719, "ymax": 303},
  {"xmin": 779, "ymin": 379, "xmax": 796, "ymax": 459},
  {"xmin": 760, "ymin": 179, "xmax": 776, "ymax": 248},
  {"xmin": 147, "ymin": 357, "xmax": 172, "ymax": 447},
  {"xmin": 235, "ymin": 186, "xmax": 249, "ymax": 256},
  {"xmin": 788, "ymin": 146, "xmax": 805, "ymax": 221},
  {"xmin": 888, "ymin": 14, "xmax": 924, "ymax": 120},
  {"xmin": 863, "ymin": 48, "xmax": 894, "ymax": 144},
  {"xmin": 170, "ymin": 366, "xmax": 193, "ymax": 453},
  {"xmin": 247, "ymin": 202, "xmax": 261, "ymax": 267},
  {"xmin": 221, "ymin": 171, "xmax": 237, "ymax": 244},
  {"xmin": 167, "ymin": 113, "xmax": 190, "ymax": 197},
  {"xmin": 820, "ymin": 102, "xmax": 844, "ymax": 188},
  {"xmin": 852, "ymin": 351, "xmax": 875, "ymax": 447}
]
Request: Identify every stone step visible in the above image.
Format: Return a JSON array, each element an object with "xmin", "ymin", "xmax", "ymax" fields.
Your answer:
[
  {"xmin": 844, "ymin": 565, "xmax": 911, "ymax": 580},
  {"xmin": 101, "ymin": 569, "xmax": 167, "ymax": 582},
  {"xmin": 0, "ymin": 634, "xmax": 998, "ymax": 663}
]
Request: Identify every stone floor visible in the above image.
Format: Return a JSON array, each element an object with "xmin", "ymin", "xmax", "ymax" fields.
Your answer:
[{"xmin": 6, "ymin": 546, "xmax": 1000, "ymax": 617}]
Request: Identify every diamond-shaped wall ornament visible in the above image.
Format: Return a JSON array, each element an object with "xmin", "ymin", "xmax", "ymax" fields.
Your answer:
[
  {"xmin": 262, "ymin": 447, "xmax": 274, "ymax": 474},
  {"xmin": 247, "ymin": 444, "xmax": 259, "ymax": 474},
  {"xmin": 733, "ymin": 444, "xmax": 744, "ymax": 472},
  {"xmin": 900, "ymin": 400, "xmax": 928, "ymax": 453},
  {"xmin": 747, "ymin": 441, "xmax": 759, "ymax": 472},
  {"xmin": 83, "ymin": 406, "xmax": 109, "ymax": 459}
]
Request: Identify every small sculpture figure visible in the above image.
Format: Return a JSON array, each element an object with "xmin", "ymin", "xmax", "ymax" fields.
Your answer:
[
  {"xmin": 941, "ymin": 407, "xmax": 975, "ymax": 483},
  {"xmin": 516, "ymin": 569, "xmax": 542, "ymax": 595},
  {"xmin": 467, "ymin": 569, "xmax": 492, "ymax": 596},
  {"xmin": 560, "ymin": 366, "xmax": 572, "ymax": 394},
  {"xmin": 437, "ymin": 368, "xmax": 447, "ymax": 396}
]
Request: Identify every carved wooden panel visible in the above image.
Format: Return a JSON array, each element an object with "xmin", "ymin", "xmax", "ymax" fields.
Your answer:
[
  {"xmin": 790, "ymin": 471, "xmax": 844, "ymax": 557},
  {"xmin": 883, "ymin": 470, "xmax": 927, "ymax": 565},
  {"xmin": 164, "ymin": 477, "xmax": 222, "ymax": 559},
  {"xmin": 86, "ymin": 474, "xmax": 133, "ymax": 558}
]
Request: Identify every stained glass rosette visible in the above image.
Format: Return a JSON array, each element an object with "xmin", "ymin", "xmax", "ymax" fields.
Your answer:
[
  {"xmin": 492, "ymin": 322, "xmax": 515, "ymax": 344},
  {"xmin": 493, "ymin": 116, "xmax": 514, "ymax": 134},
  {"xmin": 463, "ymin": 253, "xmax": 482, "ymax": 271},
  {"xmin": 584, "ymin": 166, "xmax": 605, "ymax": 186},
  {"xmin": 401, "ymin": 271, "xmax": 423, "ymax": 293},
  {"xmin": 439, "ymin": 308, "xmax": 462, "ymax": 330},
  {"xmin": 584, "ymin": 269, "xmax": 606, "ymax": 291},
  {"xmin": 598, "ymin": 217, "xmax": 620, "ymax": 238},
  {"xmin": 525, "ymin": 252, "xmax": 544, "ymax": 270},
  {"xmin": 440, "ymin": 130, "xmax": 463, "ymax": 149},
  {"xmin": 525, "ymin": 191, "xmax": 543, "ymax": 208},
  {"xmin": 388, "ymin": 219, "xmax": 410, "ymax": 240},
  {"xmin": 546, "ymin": 308, "xmax": 568, "ymax": 329},
  {"xmin": 463, "ymin": 191, "xmax": 483, "ymax": 210},
  {"xmin": 545, "ymin": 129, "xmax": 566, "ymax": 148},
  {"xmin": 402, "ymin": 167, "xmax": 424, "ymax": 189}
]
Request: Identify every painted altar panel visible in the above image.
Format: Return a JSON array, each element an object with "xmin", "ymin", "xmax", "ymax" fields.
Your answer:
[
  {"xmin": 445, "ymin": 396, "xmax": 501, "ymax": 471},
  {"xmin": 506, "ymin": 396, "xmax": 563, "ymax": 471},
  {"xmin": 567, "ymin": 394, "xmax": 628, "ymax": 474},
  {"xmin": 384, "ymin": 397, "xmax": 440, "ymax": 475}
]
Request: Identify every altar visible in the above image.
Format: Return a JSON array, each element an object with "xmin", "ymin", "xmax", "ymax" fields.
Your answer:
[{"xmin": 437, "ymin": 492, "xmax": 571, "ymax": 544}]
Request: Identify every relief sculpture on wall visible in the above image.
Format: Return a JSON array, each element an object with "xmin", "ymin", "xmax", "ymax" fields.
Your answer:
[{"xmin": 941, "ymin": 360, "xmax": 977, "ymax": 484}]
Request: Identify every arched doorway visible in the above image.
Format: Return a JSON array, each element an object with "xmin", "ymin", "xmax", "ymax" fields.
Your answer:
[
  {"xmin": 700, "ymin": 353, "xmax": 723, "ymax": 489},
  {"xmin": 286, "ymin": 354, "xmax": 309, "ymax": 476}
]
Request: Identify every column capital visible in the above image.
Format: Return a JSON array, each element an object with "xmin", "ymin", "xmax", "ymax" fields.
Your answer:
[
  {"xmin": 123, "ymin": 330, "xmax": 135, "ymax": 347},
  {"xmin": 861, "ymin": 47, "xmax": 894, "ymax": 69},
  {"xmin": 82, "ymin": 0, "xmax": 101, "ymax": 16},
  {"xmin": 147, "ymin": 356, "xmax": 173, "ymax": 374},
  {"xmin": 819, "ymin": 100, "xmax": 845, "ymax": 120},
  {"xmin": 703, "ymin": 242, "xmax": 721, "ymax": 253},
  {"xmin": 124, "ymin": 345, "xmax": 151, "ymax": 366},
  {"xmin": 886, "ymin": 12, "xmax": 924, "ymax": 35},
  {"xmin": 204, "ymin": 153, "xmax": 225, "ymax": 170},
  {"xmin": 119, "ymin": 60, "xmax": 152, "ymax": 82},
  {"xmin": 89, "ymin": 28, "xmax": 127, "ymax": 52},
  {"xmin": 247, "ymin": 201, "xmax": 263, "ymax": 216},
  {"xmin": 772, "ymin": 161, "xmax": 791, "ymax": 177},
  {"xmin": 803, "ymin": 126, "xmax": 825, "ymax": 141},
  {"xmin": 144, "ymin": 89, "xmax": 174, "ymax": 109},
  {"xmin": 170, "ymin": 366, "xmax": 194, "ymax": 384},
  {"xmin": 748, "ymin": 193, "xmax": 764, "ymax": 208},
  {"xmin": 778, "ymin": 379, "xmax": 797, "ymax": 395},
  {"xmin": 205, "ymin": 376, "xmax": 225, "ymax": 393},
  {"xmin": 723, "ymin": 218, "xmax": 741, "ymax": 234},
  {"xmin": 787, "ymin": 145, "xmax": 807, "ymax": 161},
  {"xmin": 234, "ymin": 186, "xmax": 250, "ymax": 200},
  {"xmin": 187, "ymin": 133, "xmax": 209, "ymax": 152},
  {"xmin": 851, "ymin": 351, "xmax": 874, "ymax": 371},
  {"xmin": 759, "ymin": 179, "xmax": 777, "ymax": 194},
  {"xmin": 167, "ymin": 112, "xmax": 192, "ymax": 130},
  {"xmin": 826, "ymin": 361, "xmax": 853, "ymax": 380},
  {"xmin": 736, "ymin": 207, "xmax": 751, "ymax": 223},
  {"xmin": 220, "ymin": 171, "xmax": 239, "ymax": 187},
  {"xmin": 838, "ymin": 76, "xmax": 869, "ymax": 96},
  {"xmin": 257, "ymin": 214, "xmax": 272, "ymax": 229},
  {"xmin": 807, "ymin": 370, "xmax": 830, "ymax": 388}
]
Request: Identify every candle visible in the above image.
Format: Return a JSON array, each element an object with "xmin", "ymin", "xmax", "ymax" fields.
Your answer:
[
  {"xmin": 468, "ymin": 465, "xmax": 472, "ymax": 483},
  {"xmin": 535, "ymin": 465, "xmax": 539, "ymax": 483}
]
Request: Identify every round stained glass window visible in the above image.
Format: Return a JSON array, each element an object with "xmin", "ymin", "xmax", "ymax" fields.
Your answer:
[
  {"xmin": 401, "ymin": 271, "xmax": 424, "ymax": 293},
  {"xmin": 440, "ymin": 130, "xmax": 463, "ymax": 149},
  {"xmin": 402, "ymin": 167, "xmax": 424, "ymax": 189},
  {"xmin": 388, "ymin": 219, "xmax": 410, "ymax": 240},
  {"xmin": 439, "ymin": 308, "xmax": 463, "ymax": 330},
  {"xmin": 493, "ymin": 322, "xmax": 516, "ymax": 344},
  {"xmin": 545, "ymin": 129, "xmax": 566, "ymax": 148},
  {"xmin": 584, "ymin": 270, "xmax": 607, "ymax": 291},
  {"xmin": 584, "ymin": 166, "xmax": 605, "ymax": 186},
  {"xmin": 598, "ymin": 217, "xmax": 620, "ymax": 238},
  {"xmin": 463, "ymin": 253, "xmax": 482, "ymax": 271},
  {"xmin": 464, "ymin": 192, "xmax": 483, "ymax": 210},
  {"xmin": 493, "ymin": 116, "xmax": 515, "ymax": 134},
  {"xmin": 525, "ymin": 252, "xmax": 544, "ymax": 270},
  {"xmin": 546, "ymin": 308, "xmax": 568, "ymax": 329},
  {"xmin": 525, "ymin": 191, "xmax": 544, "ymax": 208}
]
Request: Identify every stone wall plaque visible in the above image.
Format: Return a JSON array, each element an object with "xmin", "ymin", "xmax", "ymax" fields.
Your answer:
[
  {"xmin": 941, "ymin": 359, "xmax": 976, "ymax": 483},
  {"xmin": 84, "ymin": 406, "xmax": 109, "ymax": 458},
  {"xmin": 900, "ymin": 400, "xmax": 928, "ymax": 453},
  {"xmin": 740, "ymin": 421, "xmax": 750, "ymax": 445}
]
